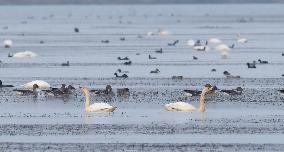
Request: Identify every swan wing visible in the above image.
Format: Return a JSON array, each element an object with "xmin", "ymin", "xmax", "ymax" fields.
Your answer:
[
  {"xmin": 165, "ymin": 102, "xmax": 196, "ymax": 112},
  {"xmin": 14, "ymin": 51, "xmax": 37, "ymax": 58},
  {"xmin": 208, "ymin": 38, "xmax": 222, "ymax": 44}
]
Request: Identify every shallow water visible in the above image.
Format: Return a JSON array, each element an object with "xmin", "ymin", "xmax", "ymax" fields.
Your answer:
[{"xmin": 0, "ymin": 4, "xmax": 284, "ymax": 152}]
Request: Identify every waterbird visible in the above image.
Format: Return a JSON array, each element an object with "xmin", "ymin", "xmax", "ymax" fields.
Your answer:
[
  {"xmin": 150, "ymin": 68, "xmax": 160, "ymax": 73},
  {"xmin": 101, "ymin": 40, "xmax": 110, "ymax": 43},
  {"xmin": 229, "ymin": 44, "xmax": 235, "ymax": 49},
  {"xmin": 193, "ymin": 56, "xmax": 198, "ymax": 60},
  {"xmin": 168, "ymin": 40, "xmax": 179, "ymax": 46},
  {"xmin": 22, "ymin": 80, "xmax": 50, "ymax": 89},
  {"xmin": 211, "ymin": 69, "xmax": 217, "ymax": 72},
  {"xmin": 184, "ymin": 86, "xmax": 218, "ymax": 97},
  {"xmin": 193, "ymin": 45, "xmax": 207, "ymax": 51},
  {"xmin": 278, "ymin": 89, "xmax": 284, "ymax": 95},
  {"xmin": 208, "ymin": 38, "xmax": 222, "ymax": 44},
  {"xmin": 258, "ymin": 59, "xmax": 268, "ymax": 64},
  {"xmin": 155, "ymin": 48, "xmax": 163, "ymax": 53},
  {"xmin": 223, "ymin": 71, "xmax": 231, "ymax": 76},
  {"xmin": 0, "ymin": 80, "xmax": 14, "ymax": 87},
  {"xmin": 117, "ymin": 57, "xmax": 129, "ymax": 60},
  {"xmin": 247, "ymin": 62, "xmax": 256, "ymax": 68},
  {"xmin": 14, "ymin": 84, "xmax": 40, "ymax": 97},
  {"xmin": 164, "ymin": 84, "xmax": 213, "ymax": 112},
  {"xmin": 120, "ymin": 37, "xmax": 125, "ymax": 41},
  {"xmin": 3, "ymin": 39, "xmax": 12, "ymax": 48},
  {"xmin": 172, "ymin": 76, "xmax": 183, "ymax": 80},
  {"xmin": 116, "ymin": 69, "xmax": 129, "ymax": 73},
  {"xmin": 149, "ymin": 55, "xmax": 157, "ymax": 59},
  {"xmin": 114, "ymin": 73, "xmax": 128, "ymax": 78},
  {"xmin": 74, "ymin": 27, "xmax": 79, "ymax": 33},
  {"xmin": 11, "ymin": 51, "xmax": 38, "ymax": 58},
  {"xmin": 221, "ymin": 87, "xmax": 243, "ymax": 95},
  {"xmin": 61, "ymin": 61, "xmax": 70, "ymax": 66},
  {"xmin": 123, "ymin": 61, "xmax": 132, "ymax": 65},
  {"xmin": 117, "ymin": 88, "xmax": 130, "ymax": 96},
  {"xmin": 90, "ymin": 85, "xmax": 113, "ymax": 96},
  {"xmin": 44, "ymin": 84, "xmax": 75, "ymax": 96},
  {"xmin": 81, "ymin": 86, "xmax": 116, "ymax": 112},
  {"xmin": 236, "ymin": 33, "xmax": 248, "ymax": 43}
]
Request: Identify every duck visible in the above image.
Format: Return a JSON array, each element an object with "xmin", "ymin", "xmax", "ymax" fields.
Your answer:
[
  {"xmin": 101, "ymin": 40, "xmax": 110, "ymax": 43},
  {"xmin": 155, "ymin": 48, "xmax": 163, "ymax": 53},
  {"xmin": 221, "ymin": 87, "xmax": 243, "ymax": 95},
  {"xmin": 150, "ymin": 68, "xmax": 160, "ymax": 73},
  {"xmin": 193, "ymin": 56, "xmax": 198, "ymax": 60},
  {"xmin": 211, "ymin": 69, "xmax": 217, "ymax": 72},
  {"xmin": 117, "ymin": 88, "xmax": 130, "ymax": 96},
  {"xmin": 258, "ymin": 59, "xmax": 268, "ymax": 64},
  {"xmin": 165, "ymin": 84, "xmax": 213, "ymax": 112},
  {"xmin": 123, "ymin": 61, "xmax": 132, "ymax": 65},
  {"xmin": 168, "ymin": 40, "xmax": 179, "ymax": 46},
  {"xmin": 14, "ymin": 84, "xmax": 40, "ymax": 96},
  {"xmin": 116, "ymin": 69, "xmax": 129, "ymax": 73},
  {"xmin": 74, "ymin": 27, "xmax": 79, "ymax": 33},
  {"xmin": 184, "ymin": 86, "xmax": 218, "ymax": 97},
  {"xmin": 0, "ymin": 80, "xmax": 14, "ymax": 87},
  {"xmin": 22, "ymin": 80, "xmax": 50, "ymax": 89},
  {"xmin": 117, "ymin": 57, "xmax": 129, "ymax": 60},
  {"xmin": 223, "ymin": 71, "xmax": 231, "ymax": 76},
  {"xmin": 90, "ymin": 85, "xmax": 113, "ymax": 95},
  {"xmin": 193, "ymin": 45, "xmax": 207, "ymax": 51},
  {"xmin": 120, "ymin": 37, "xmax": 126, "ymax": 41},
  {"xmin": 236, "ymin": 33, "xmax": 248, "ymax": 43},
  {"xmin": 61, "ymin": 61, "xmax": 70, "ymax": 66},
  {"xmin": 45, "ymin": 84, "xmax": 75, "ymax": 96},
  {"xmin": 3, "ymin": 39, "xmax": 12, "ymax": 48},
  {"xmin": 172, "ymin": 76, "xmax": 183, "ymax": 80},
  {"xmin": 114, "ymin": 73, "xmax": 128, "ymax": 78},
  {"xmin": 229, "ymin": 44, "xmax": 235, "ymax": 49},
  {"xmin": 81, "ymin": 87, "xmax": 116, "ymax": 112},
  {"xmin": 12, "ymin": 51, "xmax": 38, "ymax": 58},
  {"xmin": 278, "ymin": 89, "xmax": 284, "ymax": 95},
  {"xmin": 247, "ymin": 62, "xmax": 256, "ymax": 68},
  {"xmin": 149, "ymin": 55, "xmax": 157, "ymax": 59}
]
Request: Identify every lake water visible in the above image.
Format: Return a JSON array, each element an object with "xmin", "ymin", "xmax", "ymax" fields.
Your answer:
[{"xmin": 0, "ymin": 4, "xmax": 284, "ymax": 152}]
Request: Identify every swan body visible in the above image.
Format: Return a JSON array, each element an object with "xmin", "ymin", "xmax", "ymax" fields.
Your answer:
[
  {"xmin": 236, "ymin": 33, "xmax": 248, "ymax": 43},
  {"xmin": 187, "ymin": 39, "xmax": 195, "ymax": 47},
  {"xmin": 208, "ymin": 38, "xmax": 222, "ymax": 44},
  {"xmin": 215, "ymin": 44, "xmax": 230, "ymax": 52},
  {"xmin": 165, "ymin": 84, "xmax": 212, "ymax": 112},
  {"xmin": 4, "ymin": 39, "xmax": 13, "ymax": 48},
  {"xmin": 22, "ymin": 80, "xmax": 50, "ymax": 89},
  {"xmin": 158, "ymin": 29, "xmax": 170, "ymax": 36},
  {"xmin": 146, "ymin": 32, "xmax": 155, "ymax": 36},
  {"xmin": 165, "ymin": 102, "xmax": 197, "ymax": 111},
  {"xmin": 13, "ymin": 51, "xmax": 38, "ymax": 58},
  {"xmin": 81, "ymin": 87, "xmax": 116, "ymax": 112}
]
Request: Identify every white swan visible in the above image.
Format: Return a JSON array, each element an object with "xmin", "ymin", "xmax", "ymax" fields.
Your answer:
[
  {"xmin": 158, "ymin": 28, "xmax": 170, "ymax": 36},
  {"xmin": 215, "ymin": 44, "xmax": 230, "ymax": 59},
  {"xmin": 81, "ymin": 86, "xmax": 117, "ymax": 112},
  {"xmin": 146, "ymin": 31, "xmax": 155, "ymax": 36},
  {"xmin": 164, "ymin": 84, "xmax": 213, "ymax": 112},
  {"xmin": 208, "ymin": 38, "xmax": 222, "ymax": 44},
  {"xmin": 22, "ymin": 80, "xmax": 50, "ymax": 89},
  {"xmin": 4, "ymin": 39, "xmax": 12, "ymax": 48},
  {"xmin": 236, "ymin": 33, "xmax": 248, "ymax": 43},
  {"xmin": 13, "ymin": 51, "xmax": 38, "ymax": 58},
  {"xmin": 187, "ymin": 39, "xmax": 195, "ymax": 47}
]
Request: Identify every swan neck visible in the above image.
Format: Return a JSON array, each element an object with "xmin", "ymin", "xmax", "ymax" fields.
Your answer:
[
  {"xmin": 199, "ymin": 91, "xmax": 206, "ymax": 112},
  {"xmin": 83, "ymin": 90, "xmax": 90, "ymax": 109}
]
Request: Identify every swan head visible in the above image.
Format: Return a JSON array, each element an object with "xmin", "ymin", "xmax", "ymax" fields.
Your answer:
[
  {"xmin": 80, "ymin": 86, "xmax": 89, "ymax": 93},
  {"xmin": 202, "ymin": 84, "xmax": 213, "ymax": 94}
]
